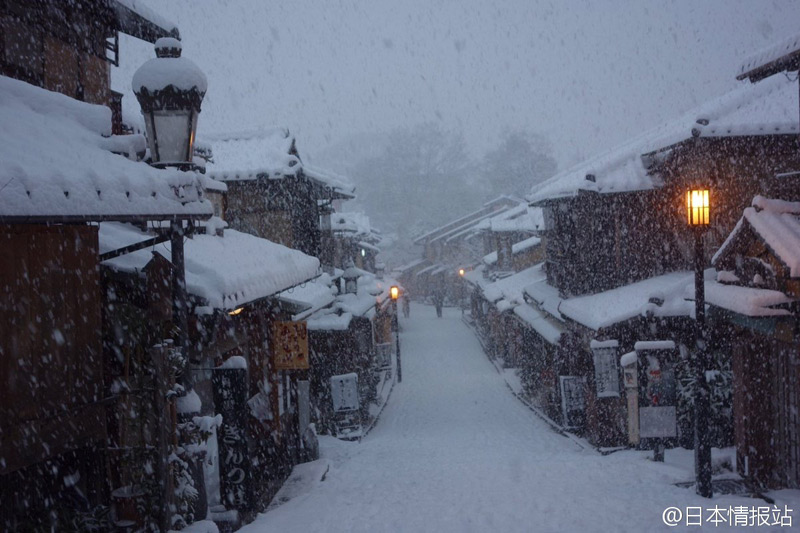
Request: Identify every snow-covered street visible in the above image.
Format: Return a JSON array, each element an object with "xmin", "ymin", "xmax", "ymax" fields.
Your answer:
[{"xmin": 240, "ymin": 304, "xmax": 797, "ymax": 533}]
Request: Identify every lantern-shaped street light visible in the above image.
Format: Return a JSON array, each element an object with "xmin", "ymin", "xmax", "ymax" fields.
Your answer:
[
  {"xmin": 390, "ymin": 285, "xmax": 402, "ymax": 383},
  {"xmin": 132, "ymin": 38, "xmax": 207, "ymax": 169},
  {"xmin": 687, "ymin": 187, "xmax": 713, "ymax": 498},
  {"xmin": 458, "ymin": 268, "xmax": 465, "ymax": 277},
  {"xmin": 343, "ymin": 262, "xmax": 360, "ymax": 294}
]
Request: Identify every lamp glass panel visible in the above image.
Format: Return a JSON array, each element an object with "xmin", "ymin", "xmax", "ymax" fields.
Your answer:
[
  {"xmin": 151, "ymin": 111, "xmax": 193, "ymax": 163},
  {"xmin": 687, "ymin": 189, "xmax": 710, "ymax": 226}
]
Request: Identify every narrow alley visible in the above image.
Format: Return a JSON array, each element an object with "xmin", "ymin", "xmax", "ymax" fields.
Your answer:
[{"xmin": 241, "ymin": 304, "xmax": 786, "ymax": 533}]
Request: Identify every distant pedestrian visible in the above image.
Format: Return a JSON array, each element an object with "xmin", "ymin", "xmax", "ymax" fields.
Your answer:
[
  {"xmin": 402, "ymin": 294, "xmax": 410, "ymax": 318},
  {"xmin": 433, "ymin": 289, "xmax": 444, "ymax": 318}
]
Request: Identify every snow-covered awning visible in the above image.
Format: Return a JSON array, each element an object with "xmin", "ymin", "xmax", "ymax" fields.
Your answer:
[
  {"xmin": 484, "ymin": 263, "xmax": 547, "ymax": 307},
  {"xmin": 513, "ymin": 304, "xmax": 564, "ymax": 345},
  {"xmin": 99, "ymin": 223, "xmax": 320, "ymax": 310},
  {"xmin": 528, "ymin": 74, "xmax": 799, "ymax": 204},
  {"xmin": 525, "ymin": 271, "xmax": 693, "ymax": 331},
  {"xmin": 277, "ymin": 273, "xmax": 337, "ymax": 321},
  {"xmin": 705, "ymin": 280, "xmax": 794, "ymax": 317},
  {"xmin": 0, "ymin": 76, "xmax": 212, "ymax": 223}
]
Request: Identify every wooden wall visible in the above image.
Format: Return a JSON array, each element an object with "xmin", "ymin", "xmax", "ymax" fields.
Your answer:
[
  {"xmin": 0, "ymin": 224, "xmax": 104, "ymax": 475},
  {"xmin": 0, "ymin": 0, "xmax": 113, "ymax": 105}
]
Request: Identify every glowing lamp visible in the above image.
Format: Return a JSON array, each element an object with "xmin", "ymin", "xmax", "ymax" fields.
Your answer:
[
  {"xmin": 133, "ymin": 38, "xmax": 207, "ymax": 168},
  {"xmin": 228, "ymin": 307, "xmax": 243, "ymax": 316},
  {"xmin": 458, "ymin": 268, "xmax": 465, "ymax": 277},
  {"xmin": 687, "ymin": 189, "xmax": 710, "ymax": 226},
  {"xmin": 390, "ymin": 285, "xmax": 399, "ymax": 301}
]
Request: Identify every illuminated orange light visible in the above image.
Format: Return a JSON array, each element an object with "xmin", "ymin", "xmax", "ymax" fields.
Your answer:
[
  {"xmin": 686, "ymin": 189, "xmax": 710, "ymax": 226},
  {"xmin": 458, "ymin": 268, "xmax": 465, "ymax": 277},
  {"xmin": 228, "ymin": 307, "xmax": 243, "ymax": 316},
  {"xmin": 390, "ymin": 285, "xmax": 399, "ymax": 300}
]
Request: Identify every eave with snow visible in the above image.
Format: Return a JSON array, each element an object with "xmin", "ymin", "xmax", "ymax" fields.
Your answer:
[
  {"xmin": 112, "ymin": 0, "xmax": 181, "ymax": 44},
  {"xmin": 306, "ymin": 268, "xmax": 399, "ymax": 331},
  {"xmin": 207, "ymin": 128, "xmax": 356, "ymax": 201},
  {"xmin": 99, "ymin": 223, "xmax": 321, "ymax": 312},
  {"xmin": 708, "ymin": 196, "xmax": 800, "ymax": 319},
  {"xmin": 527, "ymin": 73, "xmax": 800, "ymax": 206},
  {"xmin": 0, "ymin": 75, "xmax": 212, "ymax": 224},
  {"xmin": 737, "ymin": 32, "xmax": 800, "ymax": 82}
]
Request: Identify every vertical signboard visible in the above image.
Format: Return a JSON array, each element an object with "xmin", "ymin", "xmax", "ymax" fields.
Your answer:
[
  {"xmin": 590, "ymin": 339, "xmax": 620, "ymax": 398},
  {"xmin": 211, "ymin": 367, "xmax": 252, "ymax": 511},
  {"xmin": 559, "ymin": 376, "xmax": 586, "ymax": 429},
  {"xmin": 272, "ymin": 321, "xmax": 310, "ymax": 370}
]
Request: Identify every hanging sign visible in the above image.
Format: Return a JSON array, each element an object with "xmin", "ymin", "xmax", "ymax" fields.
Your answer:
[{"xmin": 272, "ymin": 321, "xmax": 309, "ymax": 370}]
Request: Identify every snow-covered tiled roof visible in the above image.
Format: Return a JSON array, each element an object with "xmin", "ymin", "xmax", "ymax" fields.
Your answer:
[
  {"xmin": 413, "ymin": 196, "xmax": 521, "ymax": 244},
  {"xmin": 737, "ymin": 32, "xmax": 800, "ymax": 81},
  {"xmin": 277, "ymin": 273, "xmax": 337, "ymax": 321},
  {"xmin": 525, "ymin": 271, "xmax": 693, "ymax": 331},
  {"xmin": 483, "ymin": 264, "xmax": 546, "ymax": 305},
  {"xmin": 483, "ymin": 236, "xmax": 542, "ymax": 266},
  {"xmin": 513, "ymin": 304, "xmax": 564, "ymax": 345},
  {"xmin": 486, "ymin": 205, "xmax": 545, "ymax": 233},
  {"xmin": 100, "ymin": 223, "xmax": 320, "ymax": 310},
  {"xmin": 306, "ymin": 270, "xmax": 399, "ymax": 331},
  {"xmin": 436, "ymin": 201, "xmax": 525, "ymax": 245},
  {"xmin": 0, "ymin": 76, "xmax": 211, "ymax": 222},
  {"xmin": 705, "ymin": 280, "xmax": 794, "ymax": 317},
  {"xmin": 207, "ymin": 128, "xmax": 301, "ymax": 181},
  {"xmin": 332, "ymin": 211, "xmax": 377, "ymax": 240},
  {"xmin": 528, "ymin": 74, "xmax": 799, "ymax": 204},
  {"xmin": 302, "ymin": 165, "xmax": 356, "ymax": 199},
  {"xmin": 713, "ymin": 195, "xmax": 800, "ymax": 278}
]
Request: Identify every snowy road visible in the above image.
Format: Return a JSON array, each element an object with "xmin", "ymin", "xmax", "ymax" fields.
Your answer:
[{"xmin": 242, "ymin": 304, "xmax": 797, "ymax": 533}]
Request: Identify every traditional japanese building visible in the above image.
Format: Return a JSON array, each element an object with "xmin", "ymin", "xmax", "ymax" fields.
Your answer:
[{"xmin": 707, "ymin": 195, "xmax": 800, "ymax": 488}]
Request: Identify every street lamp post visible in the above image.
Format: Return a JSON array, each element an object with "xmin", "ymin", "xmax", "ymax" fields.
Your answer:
[
  {"xmin": 390, "ymin": 285, "xmax": 402, "ymax": 383},
  {"xmin": 687, "ymin": 188, "xmax": 713, "ymax": 498},
  {"xmin": 133, "ymin": 38, "xmax": 209, "ymax": 525},
  {"xmin": 133, "ymin": 37, "xmax": 207, "ymax": 384}
]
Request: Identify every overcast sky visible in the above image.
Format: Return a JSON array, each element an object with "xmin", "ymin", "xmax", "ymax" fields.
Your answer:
[{"xmin": 114, "ymin": 0, "xmax": 800, "ymax": 171}]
